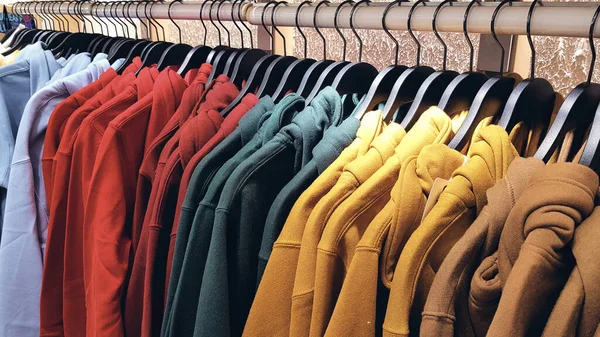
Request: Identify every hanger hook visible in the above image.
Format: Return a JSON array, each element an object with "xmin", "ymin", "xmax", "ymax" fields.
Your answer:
[
  {"xmin": 261, "ymin": 1, "xmax": 277, "ymax": 53},
  {"xmin": 154, "ymin": 1, "xmax": 167, "ymax": 42},
  {"xmin": 270, "ymin": 1, "xmax": 288, "ymax": 56},
  {"xmin": 433, "ymin": 0, "xmax": 454, "ymax": 71},
  {"xmin": 588, "ymin": 5, "xmax": 600, "ymax": 85},
  {"xmin": 526, "ymin": 0, "xmax": 541, "ymax": 79},
  {"xmin": 209, "ymin": 0, "xmax": 222, "ymax": 45},
  {"xmin": 123, "ymin": 1, "xmax": 138, "ymax": 39},
  {"xmin": 78, "ymin": 0, "xmax": 92, "ymax": 34},
  {"xmin": 133, "ymin": 1, "xmax": 148, "ymax": 39},
  {"xmin": 239, "ymin": 0, "xmax": 253, "ymax": 48},
  {"xmin": 350, "ymin": 0, "xmax": 370, "ymax": 62},
  {"xmin": 105, "ymin": 1, "xmax": 120, "ymax": 37},
  {"xmin": 48, "ymin": 2, "xmax": 59, "ymax": 31},
  {"xmin": 491, "ymin": 0, "xmax": 512, "ymax": 76},
  {"xmin": 296, "ymin": 1, "xmax": 311, "ymax": 58},
  {"xmin": 199, "ymin": 0, "xmax": 212, "ymax": 46},
  {"xmin": 168, "ymin": 0, "xmax": 183, "ymax": 43},
  {"xmin": 113, "ymin": 1, "xmax": 128, "ymax": 38},
  {"xmin": 463, "ymin": 0, "xmax": 480, "ymax": 72},
  {"xmin": 66, "ymin": 1, "xmax": 78, "ymax": 33},
  {"xmin": 335, "ymin": 0, "xmax": 354, "ymax": 62},
  {"xmin": 313, "ymin": 0, "xmax": 331, "ymax": 61},
  {"xmin": 231, "ymin": 0, "xmax": 244, "ymax": 48},
  {"xmin": 382, "ymin": 0, "xmax": 407, "ymax": 66},
  {"xmin": 217, "ymin": 0, "xmax": 232, "ymax": 47},
  {"xmin": 92, "ymin": 2, "xmax": 105, "ymax": 35},
  {"xmin": 408, "ymin": 0, "xmax": 426, "ymax": 66},
  {"xmin": 144, "ymin": 1, "xmax": 158, "ymax": 41},
  {"xmin": 54, "ymin": 1, "xmax": 66, "ymax": 32}
]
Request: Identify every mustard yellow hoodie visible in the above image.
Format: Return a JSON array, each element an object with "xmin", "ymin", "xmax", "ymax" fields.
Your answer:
[
  {"xmin": 289, "ymin": 118, "xmax": 406, "ymax": 337},
  {"xmin": 324, "ymin": 144, "xmax": 465, "ymax": 337},
  {"xmin": 383, "ymin": 125, "xmax": 519, "ymax": 337},
  {"xmin": 243, "ymin": 111, "xmax": 385, "ymax": 337},
  {"xmin": 309, "ymin": 107, "xmax": 458, "ymax": 337}
]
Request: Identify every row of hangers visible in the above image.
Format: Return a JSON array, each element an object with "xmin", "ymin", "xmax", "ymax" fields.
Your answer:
[{"xmin": 6, "ymin": 0, "xmax": 600, "ymax": 172}]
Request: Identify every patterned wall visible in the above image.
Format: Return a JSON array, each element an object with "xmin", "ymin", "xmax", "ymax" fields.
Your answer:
[{"xmin": 168, "ymin": 0, "xmax": 598, "ymax": 97}]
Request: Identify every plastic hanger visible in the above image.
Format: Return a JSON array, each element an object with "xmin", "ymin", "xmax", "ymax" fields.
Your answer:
[
  {"xmin": 216, "ymin": 0, "xmax": 249, "ymax": 77},
  {"xmin": 380, "ymin": 0, "xmax": 435, "ymax": 121},
  {"xmin": 222, "ymin": 0, "xmax": 268, "ymax": 84},
  {"xmin": 497, "ymin": 0, "xmax": 555, "ymax": 135},
  {"xmin": 437, "ymin": 0, "xmax": 488, "ymax": 115},
  {"xmin": 177, "ymin": 0, "xmax": 215, "ymax": 76},
  {"xmin": 206, "ymin": 0, "xmax": 239, "ymax": 81},
  {"xmin": 136, "ymin": 1, "xmax": 174, "ymax": 75},
  {"xmin": 353, "ymin": 0, "xmax": 410, "ymax": 118},
  {"xmin": 447, "ymin": 0, "xmax": 518, "ymax": 151},
  {"xmin": 222, "ymin": 0, "xmax": 252, "ymax": 77},
  {"xmin": 271, "ymin": 0, "xmax": 317, "ymax": 102},
  {"xmin": 302, "ymin": 0, "xmax": 356, "ymax": 103},
  {"xmin": 254, "ymin": 1, "xmax": 308, "ymax": 98},
  {"xmin": 399, "ymin": 0, "xmax": 459, "ymax": 128},
  {"xmin": 296, "ymin": 0, "xmax": 338, "ymax": 98},
  {"xmin": 312, "ymin": 0, "xmax": 378, "ymax": 107},
  {"xmin": 218, "ymin": 0, "xmax": 291, "ymax": 116},
  {"xmin": 156, "ymin": 0, "xmax": 192, "ymax": 71},
  {"xmin": 543, "ymin": 5, "xmax": 600, "ymax": 163},
  {"xmin": 252, "ymin": 1, "xmax": 297, "ymax": 98}
]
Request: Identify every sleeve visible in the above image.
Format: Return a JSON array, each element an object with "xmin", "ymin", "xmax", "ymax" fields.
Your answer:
[{"xmin": 84, "ymin": 126, "xmax": 136, "ymax": 337}]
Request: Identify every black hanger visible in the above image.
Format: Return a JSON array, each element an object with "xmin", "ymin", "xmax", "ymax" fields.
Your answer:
[
  {"xmin": 546, "ymin": 5, "xmax": 600, "ymax": 164},
  {"xmin": 296, "ymin": 0, "xmax": 337, "ymax": 98},
  {"xmin": 219, "ymin": 0, "xmax": 294, "ymax": 117},
  {"xmin": 177, "ymin": 0, "xmax": 215, "ymax": 76},
  {"xmin": 303, "ymin": 0, "xmax": 356, "ymax": 103},
  {"xmin": 254, "ymin": 1, "xmax": 308, "ymax": 98},
  {"xmin": 271, "ymin": 0, "xmax": 317, "ymax": 102},
  {"xmin": 205, "ymin": 0, "xmax": 236, "ymax": 82},
  {"xmin": 115, "ymin": 1, "xmax": 154, "ymax": 74},
  {"xmin": 447, "ymin": 0, "xmax": 518, "ymax": 151},
  {"xmin": 252, "ymin": 1, "xmax": 297, "ymax": 98},
  {"xmin": 399, "ymin": 0, "xmax": 459, "ymax": 128},
  {"xmin": 136, "ymin": 1, "xmax": 174, "ymax": 75},
  {"xmin": 108, "ymin": 1, "xmax": 142, "ymax": 63},
  {"xmin": 222, "ymin": 0, "xmax": 251, "ymax": 77},
  {"xmin": 313, "ymin": 0, "xmax": 377, "ymax": 108},
  {"xmin": 156, "ymin": 0, "xmax": 192, "ymax": 71},
  {"xmin": 380, "ymin": 0, "xmax": 435, "ymax": 121},
  {"xmin": 437, "ymin": 0, "xmax": 488, "ymax": 115},
  {"xmin": 220, "ymin": 0, "xmax": 268, "ymax": 87},
  {"xmin": 497, "ymin": 0, "xmax": 555, "ymax": 136},
  {"xmin": 353, "ymin": 0, "xmax": 409, "ymax": 119}
]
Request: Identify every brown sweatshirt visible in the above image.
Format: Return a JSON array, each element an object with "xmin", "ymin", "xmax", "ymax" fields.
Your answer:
[
  {"xmin": 420, "ymin": 157, "xmax": 545, "ymax": 337},
  {"xmin": 485, "ymin": 163, "xmax": 598, "ymax": 337},
  {"xmin": 541, "ymin": 205, "xmax": 600, "ymax": 337}
]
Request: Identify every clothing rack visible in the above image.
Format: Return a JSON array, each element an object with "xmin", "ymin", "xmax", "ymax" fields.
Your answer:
[{"xmin": 7, "ymin": 1, "xmax": 600, "ymax": 39}]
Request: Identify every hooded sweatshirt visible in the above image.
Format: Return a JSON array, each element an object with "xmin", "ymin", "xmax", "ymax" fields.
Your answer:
[
  {"xmin": 420, "ymin": 157, "xmax": 545, "ymax": 337},
  {"xmin": 383, "ymin": 125, "xmax": 519, "ymax": 337},
  {"xmin": 243, "ymin": 110, "xmax": 385, "ymax": 337},
  {"xmin": 541, "ymin": 204, "xmax": 600, "ymax": 337},
  {"xmin": 324, "ymin": 143, "xmax": 465, "ymax": 337},
  {"xmin": 485, "ymin": 163, "xmax": 598, "ymax": 337},
  {"xmin": 310, "ymin": 107, "xmax": 460, "ymax": 337}
]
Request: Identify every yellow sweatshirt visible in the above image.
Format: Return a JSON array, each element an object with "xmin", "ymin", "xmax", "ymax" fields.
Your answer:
[
  {"xmin": 324, "ymin": 144, "xmax": 465, "ymax": 337},
  {"xmin": 309, "ymin": 107, "xmax": 459, "ymax": 337},
  {"xmin": 243, "ymin": 111, "xmax": 385, "ymax": 337},
  {"xmin": 289, "ymin": 120, "xmax": 407, "ymax": 337},
  {"xmin": 383, "ymin": 125, "xmax": 519, "ymax": 337}
]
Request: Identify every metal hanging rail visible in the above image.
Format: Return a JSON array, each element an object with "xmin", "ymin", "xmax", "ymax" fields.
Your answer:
[{"xmin": 7, "ymin": 1, "xmax": 600, "ymax": 39}]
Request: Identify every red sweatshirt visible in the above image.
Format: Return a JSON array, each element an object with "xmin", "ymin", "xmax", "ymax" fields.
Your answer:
[
  {"xmin": 40, "ymin": 63, "xmax": 141, "ymax": 337},
  {"xmin": 128, "ymin": 75, "xmax": 241, "ymax": 337},
  {"xmin": 83, "ymin": 68, "xmax": 187, "ymax": 337},
  {"xmin": 42, "ymin": 69, "xmax": 117, "ymax": 208},
  {"xmin": 131, "ymin": 64, "xmax": 212, "ymax": 254}
]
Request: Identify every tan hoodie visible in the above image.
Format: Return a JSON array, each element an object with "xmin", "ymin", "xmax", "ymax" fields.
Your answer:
[
  {"xmin": 383, "ymin": 125, "xmax": 519, "ymax": 337},
  {"xmin": 420, "ymin": 157, "xmax": 545, "ymax": 337},
  {"xmin": 542, "ymin": 205, "xmax": 600, "ymax": 337},
  {"xmin": 486, "ymin": 163, "xmax": 598, "ymax": 337}
]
